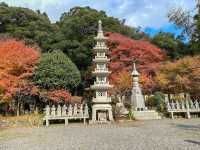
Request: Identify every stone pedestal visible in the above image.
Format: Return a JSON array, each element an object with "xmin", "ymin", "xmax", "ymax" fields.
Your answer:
[
  {"xmin": 90, "ymin": 104, "xmax": 113, "ymax": 124},
  {"xmin": 133, "ymin": 110, "xmax": 161, "ymax": 120}
]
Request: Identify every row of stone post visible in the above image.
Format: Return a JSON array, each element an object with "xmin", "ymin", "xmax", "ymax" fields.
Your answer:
[
  {"xmin": 165, "ymin": 93, "xmax": 200, "ymax": 119},
  {"xmin": 45, "ymin": 104, "xmax": 89, "ymax": 117},
  {"xmin": 167, "ymin": 100, "xmax": 200, "ymax": 110}
]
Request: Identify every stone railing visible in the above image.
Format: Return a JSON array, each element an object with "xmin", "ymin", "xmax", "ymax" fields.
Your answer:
[
  {"xmin": 43, "ymin": 104, "xmax": 89, "ymax": 126},
  {"xmin": 166, "ymin": 100, "xmax": 200, "ymax": 119}
]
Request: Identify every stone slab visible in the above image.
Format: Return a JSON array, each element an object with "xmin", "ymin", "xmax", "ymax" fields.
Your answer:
[{"xmin": 133, "ymin": 110, "xmax": 161, "ymax": 120}]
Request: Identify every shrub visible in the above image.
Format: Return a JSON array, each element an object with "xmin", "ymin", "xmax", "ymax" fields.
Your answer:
[{"xmin": 34, "ymin": 50, "xmax": 81, "ymax": 91}]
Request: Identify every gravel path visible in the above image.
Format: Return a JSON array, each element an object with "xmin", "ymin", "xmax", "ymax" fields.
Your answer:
[{"xmin": 0, "ymin": 119, "xmax": 200, "ymax": 150}]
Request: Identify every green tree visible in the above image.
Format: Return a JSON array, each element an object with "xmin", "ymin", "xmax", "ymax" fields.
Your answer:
[
  {"xmin": 145, "ymin": 92, "xmax": 165, "ymax": 112},
  {"xmin": 190, "ymin": 2, "xmax": 200, "ymax": 55},
  {"xmin": 33, "ymin": 50, "xmax": 81, "ymax": 92},
  {"xmin": 151, "ymin": 32, "xmax": 189, "ymax": 59},
  {"xmin": 0, "ymin": 3, "xmax": 57, "ymax": 51}
]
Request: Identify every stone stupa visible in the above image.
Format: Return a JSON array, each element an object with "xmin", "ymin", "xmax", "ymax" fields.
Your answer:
[
  {"xmin": 90, "ymin": 20, "xmax": 114, "ymax": 123},
  {"xmin": 131, "ymin": 63, "xmax": 161, "ymax": 120}
]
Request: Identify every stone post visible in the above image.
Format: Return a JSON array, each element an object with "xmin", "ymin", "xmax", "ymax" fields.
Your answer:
[
  {"xmin": 57, "ymin": 105, "xmax": 62, "ymax": 116},
  {"xmin": 51, "ymin": 105, "xmax": 56, "ymax": 116},
  {"xmin": 68, "ymin": 104, "xmax": 72, "ymax": 117},
  {"xmin": 73, "ymin": 104, "xmax": 78, "ymax": 116},
  {"xmin": 185, "ymin": 99, "xmax": 191, "ymax": 119},
  {"xmin": 62, "ymin": 104, "xmax": 67, "ymax": 116},
  {"xmin": 45, "ymin": 105, "xmax": 50, "ymax": 116},
  {"xmin": 84, "ymin": 104, "xmax": 89, "ymax": 118}
]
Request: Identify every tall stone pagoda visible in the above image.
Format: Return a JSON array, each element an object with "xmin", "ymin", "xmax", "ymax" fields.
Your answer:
[{"xmin": 90, "ymin": 20, "xmax": 113, "ymax": 123}]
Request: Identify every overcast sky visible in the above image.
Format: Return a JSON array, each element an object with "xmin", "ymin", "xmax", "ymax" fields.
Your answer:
[{"xmin": 0, "ymin": 0, "xmax": 196, "ymax": 35}]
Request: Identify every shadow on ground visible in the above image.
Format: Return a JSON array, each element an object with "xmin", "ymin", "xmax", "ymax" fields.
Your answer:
[
  {"xmin": 185, "ymin": 140, "xmax": 200, "ymax": 145},
  {"xmin": 173, "ymin": 123, "xmax": 200, "ymax": 132}
]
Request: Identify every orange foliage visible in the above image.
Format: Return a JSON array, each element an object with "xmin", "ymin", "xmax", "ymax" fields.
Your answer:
[
  {"xmin": 155, "ymin": 56, "xmax": 200, "ymax": 94},
  {"xmin": 112, "ymin": 70, "xmax": 132, "ymax": 96},
  {"xmin": 106, "ymin": 32, "xmax": 166, "ymax": 93},
  {"xmin": 71, "ymin": 96, "xmax": 82, "ymax": 104},
  {"xmin": 0, "ymin": 38, "xmax": 40, "ymax": 101}
]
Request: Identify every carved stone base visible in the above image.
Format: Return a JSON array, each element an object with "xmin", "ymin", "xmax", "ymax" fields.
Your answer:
[{"xmin": 90, "ymin": 104, "xmax": 114, "ymax": 124}]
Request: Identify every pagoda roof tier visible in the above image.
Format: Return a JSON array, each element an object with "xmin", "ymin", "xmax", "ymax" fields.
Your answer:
[
  {"xmin": 93, "ymin": 57, "xmax": 110, "ymax": 63},
  {"xmin": 90, "ymin": 82, "xmax": 113, "ymax": 90},
  {"xmin": 92, "ymin": 69, "xmax": 111, "ymax": 75},
  {"xmin": 93, "ymin": 46, "xmax": 109, "ymax": 51},
  {"xmin": 93, "ymin": 48, "xmax": 109, "ymax": 53},
  {"xmin": 94, "ymin": 36, "xmax": 108, "ymax": 41},
  {"xmin": 92, "ymin": 97, "xmax": 112, "ymax": 103}
]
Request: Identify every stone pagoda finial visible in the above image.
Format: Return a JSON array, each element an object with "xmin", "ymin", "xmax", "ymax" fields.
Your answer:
[
  {"xmin": 132, "ymin": 63, "xmax": 139, "ymax": 76},
  {"xmin": 98, "ymin": 20, "xmax": 103, "ymax": 32},
  {"xmin": 96, "ymin": 20, "xmax": 106, "ymax": 39}
]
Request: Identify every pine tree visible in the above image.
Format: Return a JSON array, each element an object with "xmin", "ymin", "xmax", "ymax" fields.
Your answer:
[{"xmin": 191, "ymin": 1, "xmax": 200, "ymax": 55}]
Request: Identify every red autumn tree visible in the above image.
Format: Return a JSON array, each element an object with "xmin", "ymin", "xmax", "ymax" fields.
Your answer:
[
  {"xmin": 46, "ymin": 90, "xmax": 72, "ymax": 103},
  {"xmin": 106, "ymin": 32, "xmax": 166, "ymax": 93},
  {"xmin": 0, "ymin": 38, "xmax": 40, "ymax": 103}
]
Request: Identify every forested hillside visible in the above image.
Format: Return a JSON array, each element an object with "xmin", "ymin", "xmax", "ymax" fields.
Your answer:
[{"xmin": 0, "ymin": 2, "xmax": 199, "ymax": 99}]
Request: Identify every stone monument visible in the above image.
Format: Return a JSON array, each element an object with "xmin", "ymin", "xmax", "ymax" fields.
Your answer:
[
  {"xmin": 90, "ymin": 20, "xmax": 114, "ymax": 123},
  {"xmin": 131, "ymin": 63, "xmax": 146, "ymax": 111},
  {"xmin": 131, "ymin": 63, "xmax": 161, "ymax": 120},
  {"xmin": 115, "ymin": 96, "xmax": 129, "ymax": 116}
]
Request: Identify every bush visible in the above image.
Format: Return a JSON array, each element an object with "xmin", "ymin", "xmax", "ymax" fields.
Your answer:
[
  {"xmin": 34, "ymin": 50, "xmax": 81, "ymax": 91},
  {"xmin": 145, "ymin": 91, "xmax": 165, "ymax": 112}
]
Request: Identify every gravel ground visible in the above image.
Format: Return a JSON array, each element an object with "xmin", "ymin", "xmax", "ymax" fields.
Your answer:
[{"xmin": 0, "ymin": 119, "xmax": 200, "ymax": 150}]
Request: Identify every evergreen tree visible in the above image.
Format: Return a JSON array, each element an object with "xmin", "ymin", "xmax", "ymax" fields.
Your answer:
[
  {"xmin": 151, "ymin": 32, "xmax": 189, "ymax": 59},
  {"xmin": 33, "ymin": 50, "xmax": 81, "ymax": 92},
  {"xmin": 190, "ymin": 2, "xmax": 200, "ymax": 55}
]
